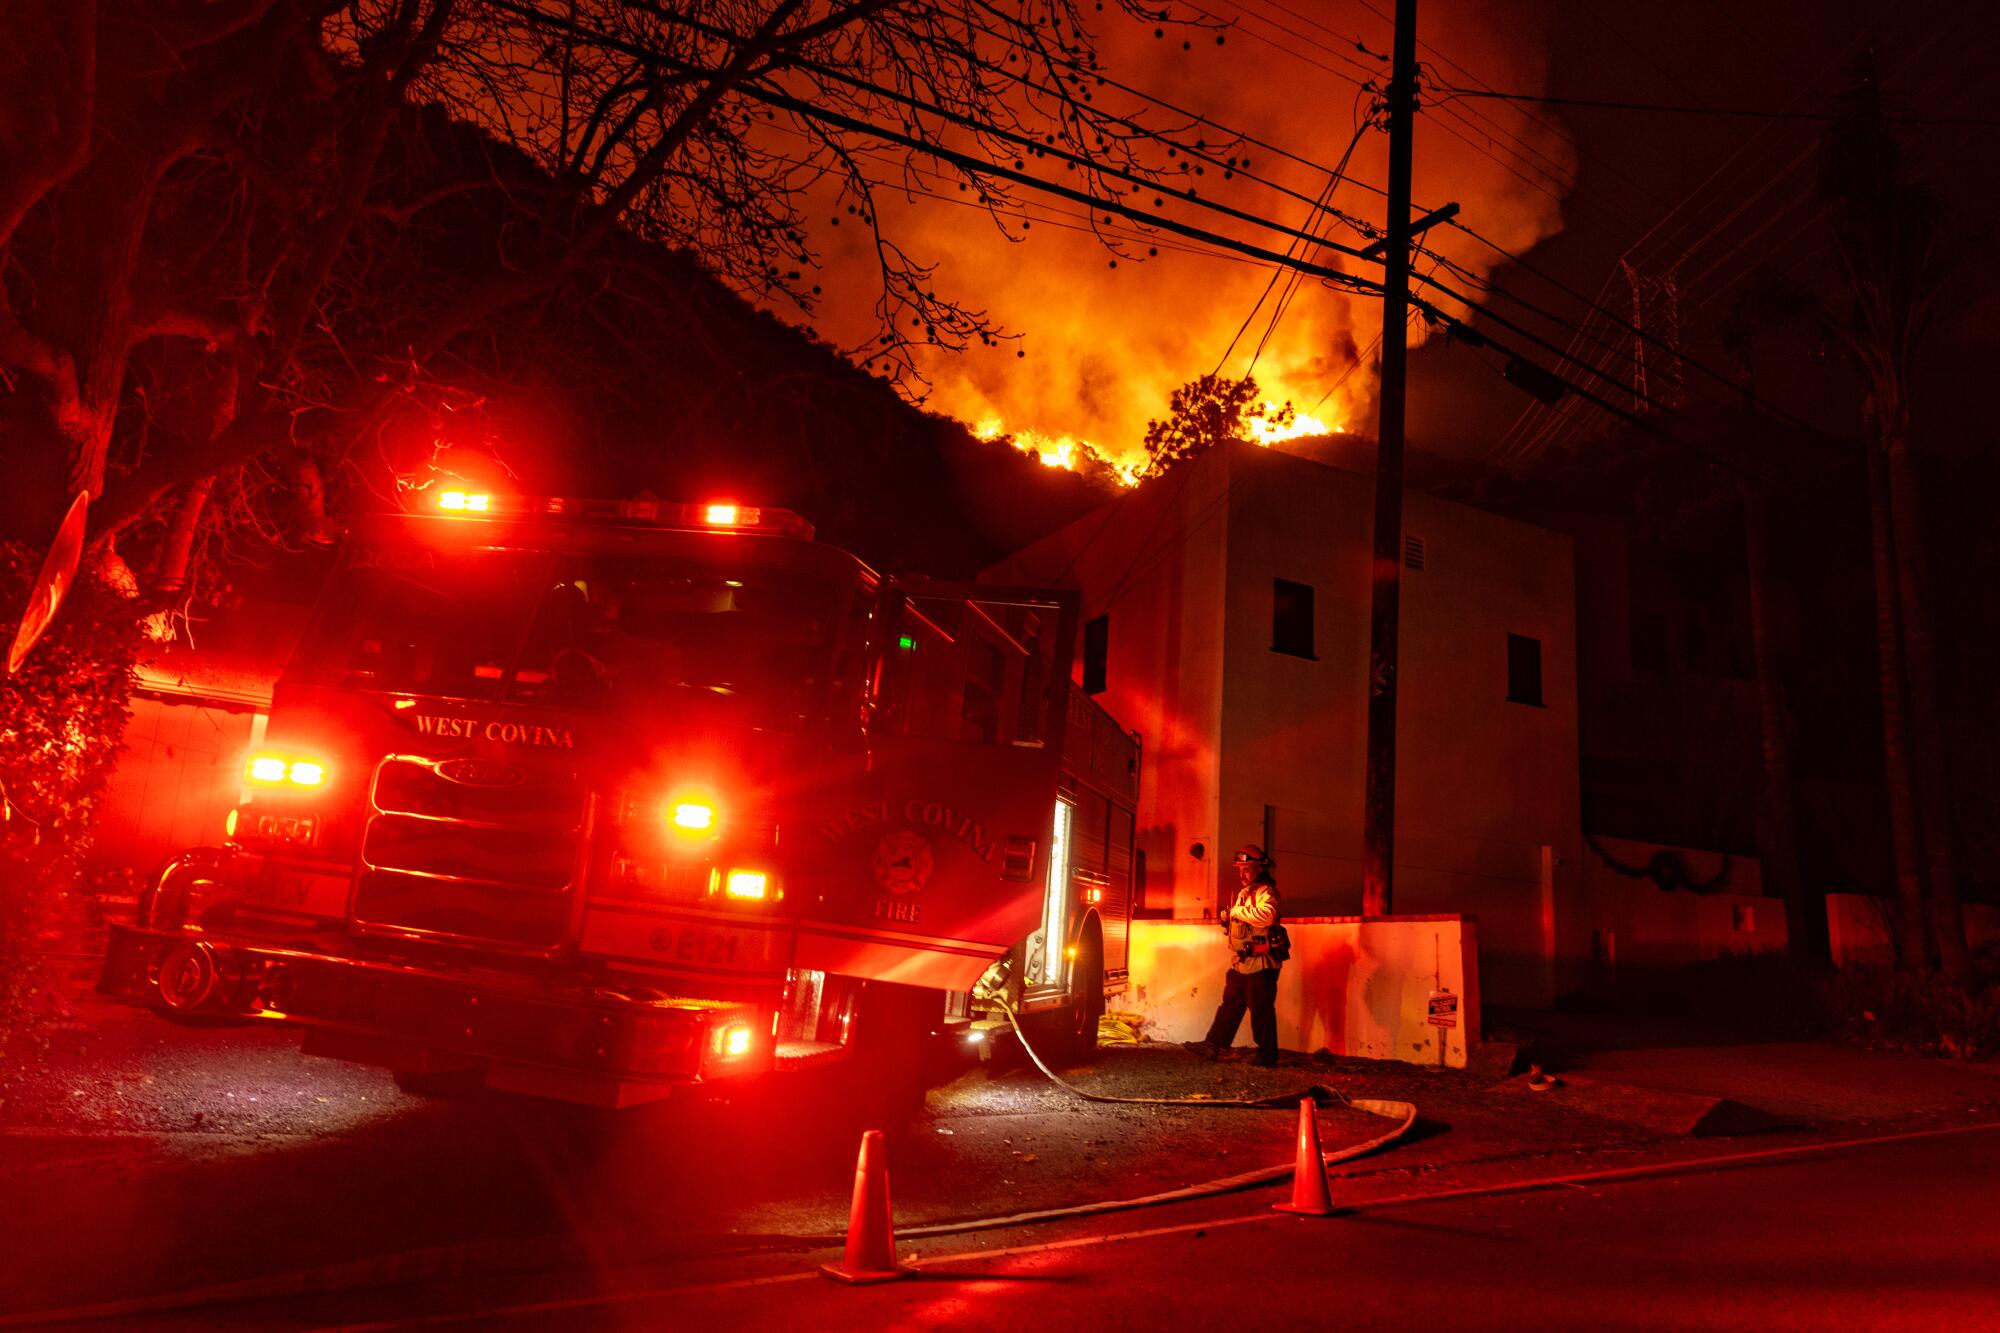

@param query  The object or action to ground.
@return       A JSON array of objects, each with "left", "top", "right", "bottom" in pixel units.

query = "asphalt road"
[
  {"left": 11, "top": 991, "right": 2000, "bottom": 1329},
  {"left": 237, "top": 1120, "right": 2000, "bottom": 1332}
]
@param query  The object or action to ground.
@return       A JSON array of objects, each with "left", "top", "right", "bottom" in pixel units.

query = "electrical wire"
[
  {"left": 1432, "top": 85, "right": 2000, "bottom": 128},
  {"left": 489, "top": 0, "right": 1782, "bottom": 489},
  {"left": 1213, "top": 118, "right": 1371, "bottom": 378}
]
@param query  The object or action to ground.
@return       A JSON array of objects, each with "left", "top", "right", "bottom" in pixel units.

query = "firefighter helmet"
[{"left": 1233, "top": 843, "right": 1270, "bottom": 867}]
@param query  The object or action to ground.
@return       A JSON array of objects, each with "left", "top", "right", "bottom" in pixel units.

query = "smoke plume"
[{"left": 807, "top": 0, "right": 1573, "bottom": 474}]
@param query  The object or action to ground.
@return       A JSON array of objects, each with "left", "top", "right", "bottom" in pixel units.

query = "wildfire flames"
[
  {"left": 803, "top": 1, "right": 1570, "bottom": 487},
  {"left": 976, "top": 401, "right": 1344, "bottom": 488}
]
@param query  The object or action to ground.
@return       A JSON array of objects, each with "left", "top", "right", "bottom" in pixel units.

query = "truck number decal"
[{"left": 647, "top": 925, "right": 740, "bottom": 967}]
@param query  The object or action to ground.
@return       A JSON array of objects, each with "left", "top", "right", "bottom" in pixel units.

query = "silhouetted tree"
[
  {"left": 0, "top": 0, "right": 1206, "bottom": 596},
  {"left": 1141, "top": 374, "right": 1293, "bottom": 478}
]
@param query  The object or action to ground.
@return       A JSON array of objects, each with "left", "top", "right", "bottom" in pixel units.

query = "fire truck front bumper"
[{"left": 99, "top": 925, "right": 764, "bottom": 1106}]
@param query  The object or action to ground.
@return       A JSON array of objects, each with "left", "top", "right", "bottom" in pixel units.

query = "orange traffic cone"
[
  {"left": 1272, "top": 1097, "right": 1336, "bottom": 1216},
  {"left": 820, "top": 1129, "right": 915, "bottom": 1284}
]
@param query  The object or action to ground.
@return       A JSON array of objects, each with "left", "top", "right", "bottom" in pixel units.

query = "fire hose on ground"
[{"left": 798, "top": 993, "right": 1417, "bottom": 1241}]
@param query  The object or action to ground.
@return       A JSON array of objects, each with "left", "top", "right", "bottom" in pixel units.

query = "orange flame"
[
  {"left": 976, "top": 417, "right": 1145, "bottom": 487},
  {"left": 974, "top": 392, "right": 1346, "bottom": 487}
]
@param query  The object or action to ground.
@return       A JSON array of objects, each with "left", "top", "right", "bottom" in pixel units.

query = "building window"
[
  {"left": 1082, "top": 614, "right": 1109, "bottom": 695},
  {"left": 1507, "top": 633, "right": 1544, "bottom": 707},
  {"left": 1272, "top": 579, "right": 1315, "bottom": 659}
]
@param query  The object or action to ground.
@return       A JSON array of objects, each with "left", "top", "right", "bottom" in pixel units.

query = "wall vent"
[{"left": 1403, "top": 534, "right": 1427, "bottom": 571}]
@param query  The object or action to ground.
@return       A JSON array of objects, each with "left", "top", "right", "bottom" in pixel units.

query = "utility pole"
[{"left": 1362, "top": 0, "right": 1417, "bottom": 917}]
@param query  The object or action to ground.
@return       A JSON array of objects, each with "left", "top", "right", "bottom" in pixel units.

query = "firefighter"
[{"left": 1184, "top": 844, "right": 1282, "bottom": 1066}]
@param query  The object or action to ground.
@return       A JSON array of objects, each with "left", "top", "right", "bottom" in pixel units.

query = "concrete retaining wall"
[{"left": 1125, "top": 914, "right": 1478, "bottom": 1068}]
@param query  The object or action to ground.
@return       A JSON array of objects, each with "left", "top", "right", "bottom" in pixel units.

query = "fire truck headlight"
[
  {"left": 669, "top": 801, "right": 716, "bottom": 832},
  {"left": 247, "top": 751, "right": 332, "bottom": 794},
  {"left": 723, "top": 869, "right": 768, "bottom": 901},
  {"left": 247, "top": 751, "right": 330, "bottom": 787}
]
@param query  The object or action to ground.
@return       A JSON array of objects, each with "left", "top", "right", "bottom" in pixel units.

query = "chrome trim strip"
[{"left": 352, "top": 753, "right": 589, "bottom": 955}]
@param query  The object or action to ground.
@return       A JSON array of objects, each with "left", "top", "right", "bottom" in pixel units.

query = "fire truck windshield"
[{"left": 296, "top": 541, "right": 842, "bottom": 726}]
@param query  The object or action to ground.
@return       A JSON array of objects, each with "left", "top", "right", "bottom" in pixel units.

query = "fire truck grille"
[{"left": 354, "top": 757, "right": 588, "bottom": 951}]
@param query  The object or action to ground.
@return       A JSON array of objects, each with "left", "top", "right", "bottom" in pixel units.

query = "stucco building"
[{"left": 986, "top": 440, "right": 1584, "bottom": 1006}]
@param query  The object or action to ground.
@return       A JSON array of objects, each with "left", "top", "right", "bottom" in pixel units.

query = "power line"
[
  {"left": 1211, "top": 0, "right": 1384, "bottom": 79},
  {"left": 1215, "top": 119, "right": 1371, "bottom": 377},
  {"left": 1494, "top": 0, "right": 1992, "bottom": 464},
  {"left": 491, "top": 0, "right": 1767, "bottom": 484},
  {"left": 1353, "top": 0, "right": 1670, "bottom": 217},
  {"left": 498, "top": 0, "right": 1394, "bottom": 287},
  {"left": 1175, "top": 0, "right": 1376, "bottom": 86},
  {"left": 1433, "top": 85, "right": 2000, "bottom": 128}
]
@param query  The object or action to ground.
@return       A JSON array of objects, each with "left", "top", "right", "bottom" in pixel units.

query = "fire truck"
[{"left": 99, "top": 495, "right": 1139, "bottom": 1106}]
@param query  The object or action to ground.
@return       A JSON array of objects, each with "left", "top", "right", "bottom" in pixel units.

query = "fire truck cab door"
[{"left": 793, "top": 582, "right": 1077, "bottom": 991}]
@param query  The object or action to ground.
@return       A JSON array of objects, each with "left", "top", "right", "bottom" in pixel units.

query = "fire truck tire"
[
  {"left": 1045, "top": 935, "right": 1104, "bottom": 1067},
  {"left": 392, "top": 1067, "right": 486, "bottom": 1098}
]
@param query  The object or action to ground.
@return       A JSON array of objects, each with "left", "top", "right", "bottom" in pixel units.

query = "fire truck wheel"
[
  {"left": 392, "top": 1067, "right": 486, "bottom": 1098},
  {"left": 1046, "top": 936, "right": 1104, "bottom": 1067}
]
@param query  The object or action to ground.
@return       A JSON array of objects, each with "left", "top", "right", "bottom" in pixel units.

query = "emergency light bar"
[{"left": 427, "top": 491, "right": 812, "bottom": 539}]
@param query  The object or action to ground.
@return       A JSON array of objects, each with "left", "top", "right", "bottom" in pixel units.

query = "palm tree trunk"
[
  {"left": 1883, "top": 434, "right": 1971, "bottom": 977},
  {"left": 1865, "top": 440, "right": 1930, "bottom": 969},
  {"left": 1740, "top": 481, "right": 1818, "bottom": 959}
]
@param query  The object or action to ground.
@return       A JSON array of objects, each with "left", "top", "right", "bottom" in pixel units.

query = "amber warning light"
[
  {"left": 701, "top": 503, "right": 775, "bottom": 529},
  {"left": 247, "top": 752, "right": 328, "bottom": 787},
  {"left": 670, "top": 801, "right": 716, "bottom": 831}
]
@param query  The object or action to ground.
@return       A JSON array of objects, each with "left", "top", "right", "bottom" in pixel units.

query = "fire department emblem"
[{"left": 872, "top": 830, "right": 935, "bottom": 895}]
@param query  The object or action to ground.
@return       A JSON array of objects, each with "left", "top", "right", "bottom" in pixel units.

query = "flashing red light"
[
  {"left": 714, "top": 1023, "right": 753, "bottom": 1057},
  {"left": 248, "top": 755, "right": 288, "bottom": 784},
  {"left": 289, "top": 760, "right": 325, "bottom": 786},
  {"left": 724, "top": 869, "right": 768, "bottom": 901},
  {"left": 409, "top": 494, "right": 814, "bottom": 538}
]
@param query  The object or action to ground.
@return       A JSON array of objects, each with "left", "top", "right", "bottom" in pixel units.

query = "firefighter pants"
[{"left": 1203, "top": 966, "right": 1279, "bottom": 1059}]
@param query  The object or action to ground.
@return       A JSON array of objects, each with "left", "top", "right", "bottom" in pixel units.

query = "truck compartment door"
[{"left": 793, "top": 584, "right": 1076, "bottom": 991}]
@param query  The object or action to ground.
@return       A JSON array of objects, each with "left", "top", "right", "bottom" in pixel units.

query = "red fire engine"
[{"left": 99, "top": 494, "right": 1139, "bottom": 1106}]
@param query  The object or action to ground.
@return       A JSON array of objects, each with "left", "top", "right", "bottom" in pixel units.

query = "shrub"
[
  {"left": 0, "top": 545, "right": 142, "bottom": 1057},
  {"left": 1612, "top": 947, "right": 2000, "bottom": 1058},
  {"left": 1817, "top": 961, "right": 2000, "bottom": 1060}
]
